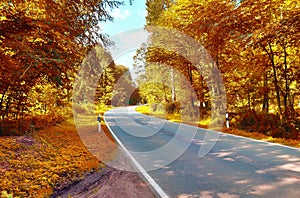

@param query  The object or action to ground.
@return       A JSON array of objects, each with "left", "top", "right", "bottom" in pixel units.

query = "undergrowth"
[
  {"left": 0, "top": 122, "right": 103, "bottom": 197},
  {"left": 0, "top": 104, "right": 115, "bottom": 197}
]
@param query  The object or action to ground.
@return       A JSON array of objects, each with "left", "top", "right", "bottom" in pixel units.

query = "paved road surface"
[{"left": 104, "top": 106, "right": 300, "bottom": 198}]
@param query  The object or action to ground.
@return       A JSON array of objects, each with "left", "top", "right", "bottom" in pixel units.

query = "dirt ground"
[
  {"left": 51, "top": 166, "right": 156, "bottom": 198},
  {"left": 50, "top": 123, "right": 157, "bottom": 198}
]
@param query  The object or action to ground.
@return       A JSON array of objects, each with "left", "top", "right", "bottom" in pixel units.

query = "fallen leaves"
[{"left": 0, "top": 122, "right": 107, "bottom": 197}]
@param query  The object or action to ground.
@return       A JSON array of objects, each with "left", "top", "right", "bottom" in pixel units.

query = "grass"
[
  {"left": 136, "top": 105, "right": 300, "bottom": 148},
  {"left": 0, "top": 115, "right": 117, "bottom": 197}
]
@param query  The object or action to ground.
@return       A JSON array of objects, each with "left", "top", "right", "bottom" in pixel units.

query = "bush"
[
  {"left": 0, "top": 106, "right": 71, "bottom": 136},
  {"left": 238, "top": 111, "right": 257, "bottom": 131},
  {"left": 95, "top": 103, "right": 110, "bottom": 114},
  {"left": 237, "top": 111, "right": 299, "bottom": 139},
  {"left": 72, "top": 104, "right": 89, "bottom": 115},
  {"left": 150, "top": 104, "right": 158, "bottom": 112},
  {"left": 32, "top": 113, "right": 63, "bottom": 130},
  {"left": 271, "top": 121, "right": 299, "bottom": 139},
  {"left": 0, "top": 119, "right": 32, "bottom": 136},
  {"left": 166, "top": 101, "right": 181, "bottom": 114},
  {"left": 238, "top": 111, "right": 279, "bottom": 134},
  {"left": 31, "top": 106, "right": 71, "bottom": 131}
]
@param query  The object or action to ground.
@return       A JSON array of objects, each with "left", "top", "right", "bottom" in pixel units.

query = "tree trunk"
[
  {"left": 261, "top": 42, "right": 282, "bottom": 116},
  {"left": 282, "top": 44, "right": 294, "bottom": 117},
  {"left": 247, "top": 91, "right": 251, "bottom": 111},
  {"left": 187, "top": 64, "right": 194, "bottom": 110},
  {"left": 201, "top": 77, "right": 206, "bottom": 119},
  {"left": 170, "top": 67, "right": 176, "bottom": 102},
  {"left": 2, "top": 96, "right": 11, "bottom": 121},
  {"left": 262, "top": 72, "right": 269, "bottom": 113},
  {"left": 283, "top": 44, "right": 288, "bottom": 117},
  {"left": 269, "top": 43, "right": 282, "bottom": 116},
  {"left": 0, "top": 90, "right": 7, "bottom": 114}
]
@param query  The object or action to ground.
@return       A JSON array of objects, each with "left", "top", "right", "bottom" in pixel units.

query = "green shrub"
[{"left": 1, "top": 191, "right": 13, "bottom": 198}]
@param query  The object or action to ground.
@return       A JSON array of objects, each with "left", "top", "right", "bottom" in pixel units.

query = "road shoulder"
[{"left": 51, "top": 166, "right": 155, "bottom": 198}]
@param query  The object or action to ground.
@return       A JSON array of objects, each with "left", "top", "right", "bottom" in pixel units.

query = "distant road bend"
[{"left": 104, "top": 106, "right": 300, "bottom": 198}]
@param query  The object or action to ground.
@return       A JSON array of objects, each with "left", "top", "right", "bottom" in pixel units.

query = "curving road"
[{"left": 104, "top": 106, "right": 300, "bottom": 198}]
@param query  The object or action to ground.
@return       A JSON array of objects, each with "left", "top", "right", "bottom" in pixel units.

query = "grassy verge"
[
  {"left": 0, "top": 117, "right": 116, "bottom": 197},
  {"left": 136, "top": 105, "right": 300, "bottom": 148}
]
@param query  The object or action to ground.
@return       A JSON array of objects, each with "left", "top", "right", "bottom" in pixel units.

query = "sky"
[
  {"left": 100, "top": 0, "right": 148, "bottom": 78},
  {"left": 101, "top": 0, "right": 147, "bottom": 36}
]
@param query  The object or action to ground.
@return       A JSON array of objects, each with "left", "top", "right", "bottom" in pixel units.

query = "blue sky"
[
  {"left": 100, "top": 0, "right": 148, "bottom": 76},
  {"left": 101, "top": 0, "right": 147, "bottom": 36}
]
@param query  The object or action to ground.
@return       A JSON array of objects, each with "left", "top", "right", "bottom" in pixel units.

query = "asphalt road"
[{"left": 104, "top": 106, "right": 300, "bottom": 198}]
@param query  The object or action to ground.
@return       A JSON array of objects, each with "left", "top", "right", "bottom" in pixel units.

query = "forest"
[
  {"left": 0, "top": 0, "right": 136, "bottom": 135},
  {"left": 135, "top": 0, "right": 300, "bottom": 139},
  {"left": 1, "top": 0, "right": 299, "bottom": 138},
  {"left": 0, "top": 0, "right": 300, "bottom": 197},
  {"left": 0, "top": 0, "right": 134, "bottom": 197}
]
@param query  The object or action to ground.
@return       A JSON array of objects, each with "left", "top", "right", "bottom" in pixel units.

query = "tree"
[
  {"left": 234, "top": 0, "right": 300, "bottom": 118},
  {"left": 111, "top": 65, "right": 137, "bottom": 106},
  {"left": 145, "top": 0, "right": 173, "bottom": 26},
  {"left": 0, "top": 0, "right": 122, "bottom": 122},
  {"left": 141, "top": 0, "right": 300, "bottom": 135}
]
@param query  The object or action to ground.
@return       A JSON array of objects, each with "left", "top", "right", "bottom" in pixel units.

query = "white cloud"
[
  {"left": 138, "top": 9, "right": 147, "bottom": 17},
  {"left": 110, "top": 8, "right": 131, "bottom": 20}
]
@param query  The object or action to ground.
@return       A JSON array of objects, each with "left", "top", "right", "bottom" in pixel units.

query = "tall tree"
[
  {"left": 112, "top": 65, "right": 137, "bottom": 106},
  {"left": 0, "top": 0, "right": 122, "bottom": 121},
  {"left": 142, "top": 0, "right": 300, "bottom": 129}
]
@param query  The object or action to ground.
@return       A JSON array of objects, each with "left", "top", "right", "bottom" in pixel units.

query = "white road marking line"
[
  {"left": 104, "top": 112, "right": 169, "bottom": 198},
  {"left": 133, "top": 109, "right": 300, "bottom": 152}
]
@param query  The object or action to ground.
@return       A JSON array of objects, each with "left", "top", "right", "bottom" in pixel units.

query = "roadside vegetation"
[
  {"left": 0, "top": 1, "right": 133, "bottom": 196},
  {"left": 1, "top": 0, "right": 300, "bottom": 197},
  {"left": 136, "top": 105, "right": 300, "bottom": 148},
  {"left": 0, "top": 105, "right": 117, "bottom": 197},
  {"left": 134, "top": 0, "right": 300, "bottom": 143}
]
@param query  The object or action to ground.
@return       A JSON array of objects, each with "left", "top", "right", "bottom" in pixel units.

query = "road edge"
[
  {"left": 103, "top": 111, "right": 169, "bottom": 198},
  {"left": 134, "top": 107, "right": 300, "bottom": 151}
]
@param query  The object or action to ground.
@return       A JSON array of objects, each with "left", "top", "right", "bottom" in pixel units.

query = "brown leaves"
[{"left": 0, "top": 122, "right": 103, "bottom": 197}]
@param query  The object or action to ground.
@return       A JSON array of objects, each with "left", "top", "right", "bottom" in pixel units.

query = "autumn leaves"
[
  {"left": 0, "top": 0, "right": 121, "bottom": 123},
  {"left": 136, "top": 0, "right": 300, "bottom": 136}
]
